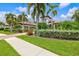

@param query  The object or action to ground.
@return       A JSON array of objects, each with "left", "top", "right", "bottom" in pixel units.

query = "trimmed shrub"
[{"left": 38, "top": 30, "right": 79, "bottom": 40}]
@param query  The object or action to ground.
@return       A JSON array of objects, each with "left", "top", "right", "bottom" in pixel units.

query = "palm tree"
[
  {"left": 18, "top": 12, "right": 28, "bottom": 32},
  {"left": 18, "top": 12, "right": 28, "bottom": 22},
  {"left": 27, "top": 3, "right": 58, "bottom": 35},
  {"left": 5, "top": 13, "right": 16, "bottom": 32},
  {"left": 28, "top": 3, "right": 46, "bottom": 35},
  {"left": 28, "top": 3, "right": 46, "bottom": 22},
  {"left": 72, "top": 9, "right": 79, "bottom": 22}
]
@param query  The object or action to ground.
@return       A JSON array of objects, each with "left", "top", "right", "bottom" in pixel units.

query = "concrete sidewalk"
[
  {"left": 4, "top": 37, "right": 58, "bottom": 56},
  {"left": 0, "top": 33, "right": 26, "bottom": 39},
  {"left": 0, "top": 34, "right": 7, "bottom": 40},
  {"left": 0, "top": 34, "right": 6, "bottom": 36},
  {"left": 11, "top": 33, "right": 26, "bottom": 36}
]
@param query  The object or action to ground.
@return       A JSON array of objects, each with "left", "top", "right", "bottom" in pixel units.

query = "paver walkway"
[{"left": 4, "top": 37, "right": 58, "bottom": 56}]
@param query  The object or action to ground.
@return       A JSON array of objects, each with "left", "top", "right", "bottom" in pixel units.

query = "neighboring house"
[
  {"left": 4, "top": 23, "right": 9, "bottom": 29},
  {"left": 19, "top": 22, "right": 36, "bottom": 31},
  {"left": 0, "top": 23, "right": 9, "bottom": 29},
  {"left": 40, "top": 16, "right": 52, "bottom": 23},
  {"left": 48, "top": 20, "right": 59, "bottom": 29},
  {"left": 40, "top": 16, "right": 59, "bottom": 29}
]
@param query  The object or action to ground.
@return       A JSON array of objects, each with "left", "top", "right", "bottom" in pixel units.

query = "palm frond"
[
  {"left": 31, "top": 5, "right": 36, "bottom": 20},
  {"left": 27, "top": 3, "right": 34, "bottom": 14},
  {"left": 52, "top": 10, "right": 57, "bottom": 16},
  {"left": 47, "top": 4, "right": 59, "bottom": 15}
]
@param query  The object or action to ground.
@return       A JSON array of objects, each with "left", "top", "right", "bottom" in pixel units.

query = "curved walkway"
[{"left": 0, "top": 33, "right": 58, "bottom": 56}]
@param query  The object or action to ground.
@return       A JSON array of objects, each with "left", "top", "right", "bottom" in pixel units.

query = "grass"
[
  {"left": 0, "top": 30, "right": 15, "bottom": 35},
  {"left": 0, "top": 40, "right": 20, "bottom": 56},
  {"left": 18, "top": 35, "right": 79, "bottom": 56}
]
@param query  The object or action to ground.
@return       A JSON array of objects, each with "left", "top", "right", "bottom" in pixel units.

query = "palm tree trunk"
[
  {"left": 36, "top": 14, "right": 40, "bottom": 36},
  {"left": 10, "top": 24, "right": 13, "bottom": 32},
  {"left": 22, "top": 16, "right": 24, "bottom": 32},
  {"left": 42, "top": 17, "right": 45, "bottom": 22},
  {"left": 53, "top": 24, "right": 55, "bottom": 30},
  {"left": 3, "top": 25, "right": 5, "bottom": 30},
  {"left": 22, "top": 25, "right": 24, "bottom": 32}
]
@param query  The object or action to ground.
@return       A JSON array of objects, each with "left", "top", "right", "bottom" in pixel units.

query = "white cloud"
[
  {"left": 60, "top": 7, "right": 78, "bottom": 21},
  {"left": 0, "top": 11, "right": 19, "bottom": 23},
  {"left": 16, "top": 7, "right": 27, "bottom": 12},
  {"left": 59, "top": 3, "right": 70, "bottom": 8},
  {"left": 61, "top": 14, "right": 66, "bottom": 18},
  {"left": 0, "top": 11, "right": 11, "bottom": 23},
  {"left": 68, "top": 7, "right": 78, "bottom": 14}
]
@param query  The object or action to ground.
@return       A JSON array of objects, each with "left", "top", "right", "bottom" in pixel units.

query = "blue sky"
[
  {"left": 55, "top": 3, "right": 79, "bottom": 21},
  {"left": 0, "top": 3, "right": 27, "bottom": 14},
  {"left": 0, "top": 3, "right": 79, "bottom": 22}
]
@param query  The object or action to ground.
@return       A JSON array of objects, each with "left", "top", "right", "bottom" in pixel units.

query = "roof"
[
  {"left": 54, "top": 22, "right": 59, "bottom": 24},
  {"left": 40, "top": 16, "right": 52, "bottom": 19},
  {"left": 19, "top": 22, "right": 36, "bottom": 26},
  {"left": 48, "top": 20, "right": 55, "bottom": 23},
  {"left": 5, "top": 23, "right": 9, "bottom": 26},
  {"left": 48, "top": 20, "right": 59, "bottom": 24}
]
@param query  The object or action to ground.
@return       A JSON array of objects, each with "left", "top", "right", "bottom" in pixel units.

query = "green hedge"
[
  {"left": 38, "top": 22, "right": 48, "bottom": 29},
  {"left": 38, "top": 30, "right": 79, "bottom": 40}
]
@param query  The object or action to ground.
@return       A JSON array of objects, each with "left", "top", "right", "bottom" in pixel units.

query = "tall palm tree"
[
  {"left": 28, "top": 3, "right": 46, "bottom": 35},
  {"left": 5, "top": 13, "right": 16, "bottom": 32},
  {"left": 28, "top": 3, "right": 46, "bottom": 22},
  {"left": 72, "top": 9, "right": 79, "bottom": 22},
  {"left": 27, "top": 3, "right": 58, "bottom": 35}
]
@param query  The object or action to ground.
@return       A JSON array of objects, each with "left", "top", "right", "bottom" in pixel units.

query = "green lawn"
[
  {"left": 0, "top": 40, "right": 20, "bottom": 56},
  {"left": 18, "top": 35, "right": 79, "bottom": 56},
  {"left": 0, "top": 30, "right": 15, "bottom": 35}
]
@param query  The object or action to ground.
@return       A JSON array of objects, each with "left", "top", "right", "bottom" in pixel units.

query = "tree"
[
  {"left": 59, "top": 21, "right": 79, "bottom": 30},
  {"left": 28, "top": 3, "right": 46, "bottom": 35},
  {"left": 28, "top": 3, "right": 46, "bottom": 22},
  {"left": 27, "top": 3, "right": 58, "bottom": 35},
  {"left": 18, "top": 12, "right": 28, "bottom": 22},
  {"left": 28, "top": 3, "right": 58, "bottom": 22},
  {"left": 5, "top": 13, "right": 16, "bottom": 32},
  {"left": 59, "top": 21, "right": 73, "bottom": 30},
  {"left": 17, "top": 12, "right": 28, "bottom": 32},
  {"left": 72, "top": 9, "right": 79, "bottom": 22}
]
